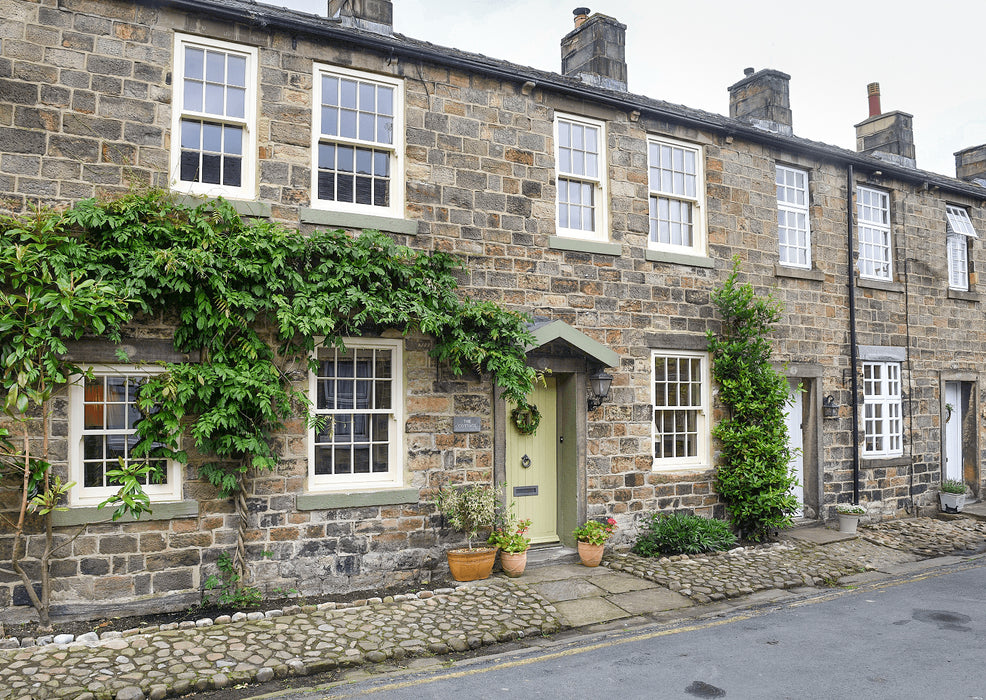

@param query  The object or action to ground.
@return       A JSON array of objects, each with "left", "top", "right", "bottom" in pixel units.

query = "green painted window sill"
[
  {"left": 52, "top": 500, "right": 199, "bottom": 527},
  {"left": 296, "top": 488, "right": 419, "bottom": 511}
]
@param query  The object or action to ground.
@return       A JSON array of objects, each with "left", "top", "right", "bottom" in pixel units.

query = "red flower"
[{"left": 606, "top": 518, "right": 617, "bottom": 526}]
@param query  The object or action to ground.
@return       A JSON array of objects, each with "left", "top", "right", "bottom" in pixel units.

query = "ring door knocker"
[{"left": 520, "top": 454, "right": 532, "bottom": 469}]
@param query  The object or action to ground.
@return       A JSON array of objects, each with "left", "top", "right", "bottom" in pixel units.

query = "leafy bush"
[
  {"left": 940, "top": 478, "right": 966, "bottom": 494},
  {"left": 202, "top": 552, "right": 262, "bottom": 609},
  {"left": 434, "top": 483, "right": 499, "bottom": 549},
  {"left": 708, "top": 260, "right": 799, "bottom": 541},
  {"left": 632, "top": 512, "right": 736, "bottom": 557}
]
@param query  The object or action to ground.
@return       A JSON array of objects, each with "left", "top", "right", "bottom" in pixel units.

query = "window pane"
[
  {"left": 185, "top": 47, "right": 204, "bottom": 79},
  {"left": 322, "top": 76, "right": 339, "bottom": 105},
  {"left": 227, "top": 54, "right": 246, "bottom": 87}
]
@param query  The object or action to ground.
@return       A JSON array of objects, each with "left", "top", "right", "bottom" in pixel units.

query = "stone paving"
[
  {"left": 606, "top": 541, "right": 862, "bottom": 603},
  {"left": 0, "top": 516, "right": 984, "bottom": 700},
  {"left": 0, "top": 580, "right": 559, "bottom": 700},
  {"left": 860, "top": 517, "right": 986, "bottom": 557}
]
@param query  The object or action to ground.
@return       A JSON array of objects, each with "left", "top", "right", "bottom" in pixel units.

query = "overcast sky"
[{"left": 272, "top": 0, "right": 985, "bottom": 178}]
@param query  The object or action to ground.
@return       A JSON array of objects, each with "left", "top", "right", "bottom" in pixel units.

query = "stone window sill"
[
  {"left": 774, "top": 264, "right": 825, "bottom": 281},
  {"left": 296, "top": 487, "right": 419, "bottom": 511},
  {"left": 856, "top": 276, "right": 904, "bottom": 293},
  {"left": 172, "top": 194, "right": 271, "bottom": 219},
  {"left": 860, "top": 456, "right": 911, "bottom": 469},
  {"left": 947, "top": 288, "right": 980, "bottom": 302},
  {"left": 299, "top": 208, "right": 417, "bottom": 235},
  {"left": 645, "top": 249, "right": 714, "bottom": 268},
  {"left": 548, "top": 236, "right": 622, "bottom": 256},
  {"left": 51, "top": 500, "right": 198, "bottom": 527}
]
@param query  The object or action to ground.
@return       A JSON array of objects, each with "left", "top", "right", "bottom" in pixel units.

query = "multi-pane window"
[
  {"left": 651, "top": 351, "right": 709, "bottom": 469},
  {"left": 171, "top": 35, "right": 257, "bottom": 198},
  {"left": 555, "top": 114, "right": 606, "bottom": 240},
  {"left": 946, "top": 205, "right": 978, "bottom": 291},
  {"left": 648, "top": 136, "right": 705, "bottom": 254},
  {"left": 309, "top": 340, "right": 402, "bottom": 489},
  {"left": 312, "top": 65, "right": 403, "bottom": 217},
  {"left": 857, "top": 186, "right": 893, "bottom": 280},
  {"left": 776, "top": 165, "right": 811, "bottom": 268},
  {"left": 862, "top": 361, "right": 903, "bottom": 457},
  {"left": 68, "top": 367, "right": 181, "bottom": 506}
]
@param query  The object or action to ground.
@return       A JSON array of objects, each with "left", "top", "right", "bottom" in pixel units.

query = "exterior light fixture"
[
  {"left": 823, "top": 394, "right": 838, "bottom": 419},
  {"left": 587, "top": 370, "right": 613, "bottom": 411}
]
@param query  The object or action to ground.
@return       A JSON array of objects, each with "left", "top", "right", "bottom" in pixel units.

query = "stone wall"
[{"left": 1, "top": 0, "right": 985, "bottom": 616}]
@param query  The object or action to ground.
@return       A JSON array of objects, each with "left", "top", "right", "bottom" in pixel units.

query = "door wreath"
[{"left": 511, "top": 402, "right": 541, "bottom": 435}]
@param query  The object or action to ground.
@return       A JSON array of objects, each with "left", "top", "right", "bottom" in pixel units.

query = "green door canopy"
[{"left": 526, "top": 320, "right": 620, "bottom": 369}]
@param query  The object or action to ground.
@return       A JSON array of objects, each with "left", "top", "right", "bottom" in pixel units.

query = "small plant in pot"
[
  {"left": 434, "top": 483, "right": 499, "bottom": 582},
  {"left": 488, "top": 505, "right": 532, "bottom": 578},
  {"left": 939, "top": 478, "right": 966, "bottom": 514},
  {"left": 835, "top": 503, "right": 866, "bottom": 534},
  {"left": 573, "top": 517, "right": 617, "bottom": 567}
]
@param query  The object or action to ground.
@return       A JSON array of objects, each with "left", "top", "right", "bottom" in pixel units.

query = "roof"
[{"left": 161, "top": 0, "right": 986, "bottom": 201}]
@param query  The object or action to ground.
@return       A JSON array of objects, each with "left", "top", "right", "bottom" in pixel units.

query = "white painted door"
[
  {"left": 785, "top": 379, "right": 805, "bottom": 516},
  {"left": 944, "top": 382, "right": 963, "bottom": 482}
]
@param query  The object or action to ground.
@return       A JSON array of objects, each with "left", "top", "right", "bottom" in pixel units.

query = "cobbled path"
[
  {"left": 0, "top": 579, "right": 559, "bottom": 700},
  {"left": 860, "top": 517, "right": 986, "bottom": 556},
  {"left": 606, "top": 541, "right": 861, "bottom": 603},
  {"left": 1, "top": 516, "right": 984, "bottom": 700}
]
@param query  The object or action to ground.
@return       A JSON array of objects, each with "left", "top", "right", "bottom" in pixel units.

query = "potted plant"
[
  {"left": 434, "top": 483, "right": 499, "bottom": 582},
  {"left": 573, "top": 517, "right": 617, "bottom": 567},
  {"left": 835, "top": 503, "right": 866, "bottom": 534},
  {"left": 939, "top": 478, "right": 966, "bottom": 513},
  {"left": 488, "top": 508, "right": 532, "bottom": 578}
]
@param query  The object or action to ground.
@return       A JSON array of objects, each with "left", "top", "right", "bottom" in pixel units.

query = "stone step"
[
  {"left": 525, "top": 544, "right": 579, "bottom": 568},
  {"left": 937, "top": 500, "right": 986, "bottom": 522}
]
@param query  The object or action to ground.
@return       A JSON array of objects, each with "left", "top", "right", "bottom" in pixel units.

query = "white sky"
[{"left": 271, "top": 0, "right": 985, "bottom": 178}]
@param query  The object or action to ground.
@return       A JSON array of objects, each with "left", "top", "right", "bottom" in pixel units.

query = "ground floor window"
[
  {"left": 862, "top": 361, "right": 903, "bottom": 457},
  {"left": 651, "top": 351, "right": 710, "bottom": 470},
  {"left": 68, "top": 365, "right": 181, "bottom": 506},
  {"left": 308, "top": 339, "right": 403, "bottom": 490}
]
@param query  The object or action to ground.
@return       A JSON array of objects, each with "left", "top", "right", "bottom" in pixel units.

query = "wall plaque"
[{"left": 453, "top": 416, "right": 482, "bottom": 433}]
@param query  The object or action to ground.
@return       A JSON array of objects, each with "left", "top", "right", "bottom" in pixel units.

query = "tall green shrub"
[{"left": 707, "top": 261, "right": 798, "bottom": 541}]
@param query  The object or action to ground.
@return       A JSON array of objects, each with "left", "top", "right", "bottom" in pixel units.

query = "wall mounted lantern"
[
  {"left": 823, "top": 395, "right": 838, "bottom": 419},
  {"left": 587, "top": 370, "right": 613, "bottom": 411}
]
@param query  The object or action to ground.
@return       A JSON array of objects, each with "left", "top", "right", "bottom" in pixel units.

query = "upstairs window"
[
  {"left": 862, "top": 361, "right": 903, "bottom": 457},
  {"left": 68, "top": 366, "right": 182, "bottom": 507},
  {"left": 857, "top": 186, "right": 892, "bottom": 280},
  {"left": 312, "top": 65, "right": 403, "bottom": 218},
  {"left": 776, "top": 165, "right": 811, "bottom": 268},
  {"left": 555, "top": 114, "right": 607, "bottom": 240},
  {"left": 171, "top": 35, "right": 257, "bottom": 199},
  {"left": 946, "top": 205, "right": 978, "bottom": 291},
  {"left": 309, "top": 339, "right": 403, "bottom": 491},
  {"left": 648, "top": 136, "right": 706, "bottom": 255}
]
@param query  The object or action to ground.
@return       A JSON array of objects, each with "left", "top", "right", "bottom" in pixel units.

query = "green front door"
[{"left": 505, "top": 377, "right": 558, "bottom": 543}]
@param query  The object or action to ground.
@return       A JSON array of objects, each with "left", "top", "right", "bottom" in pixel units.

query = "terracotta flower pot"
[
  {"left": 499, "top": 549, "right": 528, "bottom": 578},
  {"left": 577, "top": 541, "right": 604, "bottom": 567},
  {"left": 446, "top": 547, "right": 497, "bottom": 582}
]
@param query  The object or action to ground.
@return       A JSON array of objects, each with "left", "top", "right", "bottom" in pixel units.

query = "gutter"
[{"left": 162, "top": 0, "right": 986, "bottom": 202}]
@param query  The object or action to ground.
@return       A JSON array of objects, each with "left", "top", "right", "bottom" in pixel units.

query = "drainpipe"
[{"left": 847, "top": 165, "right": 861, "bottom": 504}]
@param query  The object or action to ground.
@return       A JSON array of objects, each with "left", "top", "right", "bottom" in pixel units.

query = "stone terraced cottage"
[{"left": 1, "top": 0, "right": 986, "bottom": 619}]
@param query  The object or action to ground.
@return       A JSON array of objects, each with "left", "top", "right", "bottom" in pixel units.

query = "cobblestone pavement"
[
  {"left": 0, "top": 580, "right": 558, "bottom": 700},
  {"left": 606, "top": 541, "right": 861, "bottom": 603},
  {"left": 1, "top": 516, "right": 983, "bottom": 700},
  {"left": 860, "top": 517, "right": 986, "bottom": 556}
]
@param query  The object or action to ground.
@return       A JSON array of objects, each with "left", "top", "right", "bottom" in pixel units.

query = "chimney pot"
[
  {"left": 573, "top": 7, "right": 590, "bottom": 27},
  {"left": 744, "top": 67, "right": 755, "bottom": 77},
  {"left": 867, "top": 82, "right": 881, "bottom": 117}
]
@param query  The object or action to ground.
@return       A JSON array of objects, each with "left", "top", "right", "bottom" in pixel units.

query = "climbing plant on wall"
[
  {"left": 1, "top": 190, "right": 539, "bottom": 622},
  {"left": 707, "top": 260, "right": 798, "bottom": 541}
]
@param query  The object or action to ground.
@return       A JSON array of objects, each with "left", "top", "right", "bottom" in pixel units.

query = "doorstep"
[
  {"left": 778, "top": 522, "right": 859, "bottom": 545},
  {"left": 525, "top": 543, "right": 580, "bottom": 568}
]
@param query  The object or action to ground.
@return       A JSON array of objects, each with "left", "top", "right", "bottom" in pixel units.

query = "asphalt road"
[{"left": 253, "top": 558, "right": 986, "bottom": 700}]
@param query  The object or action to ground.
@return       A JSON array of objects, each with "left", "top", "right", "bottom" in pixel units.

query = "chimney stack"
[
  {"left": 727, "top": 67, "right": 793, "bottom": 136},
  {"left": 561, "top": 8, "right": 627, "bottom": 92},
  {"left": 955, "top": 145, "right": 986, "bottom": 186},
  {"left": 854, "top": 83, "right": 915, "bottom": 168},
  {"left": 328, "top": 0, "right": 393, "bottom": 35}
]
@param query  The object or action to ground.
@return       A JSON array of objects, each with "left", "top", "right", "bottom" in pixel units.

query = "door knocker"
[{"left": 521, "top": 454, "right": 532, "bottom": 469}]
